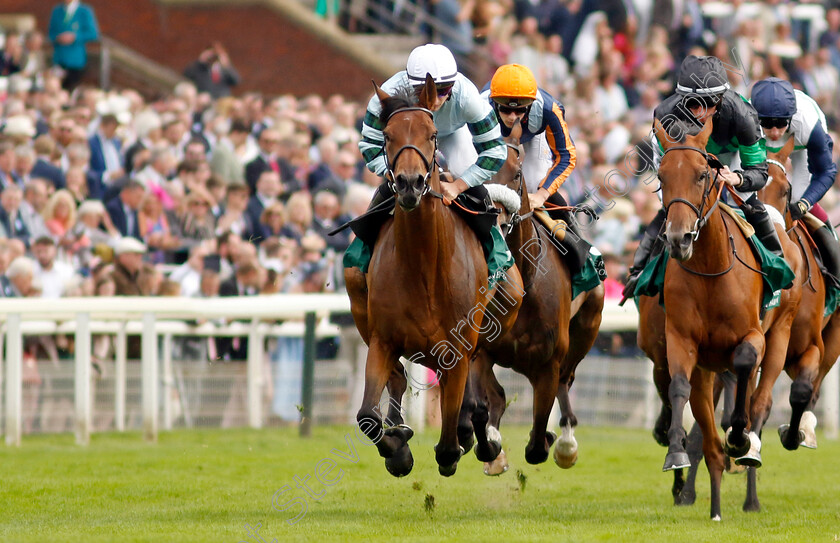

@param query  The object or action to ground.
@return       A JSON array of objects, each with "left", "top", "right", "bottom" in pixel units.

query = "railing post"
[
  {"left": 247, "top": 320, "right": 263, "bottom": 429},
  {"left": 74, "top": 313, "right": 92, "bottom": 445},
  {"left": 823, "top": 359, "right": 839, "bottom": 440},
  {"left": 142, "top": 312, "right": 158, "bottom": 442},
  {"left": 300, "top": 312, "right": 317, "bottom": 437},
  {"left": 162, "top": 332, "right": 173, "bottom": 431},
  {"left": 115, "top": 323, "right": 127, "bottom": 432},
  {"left": 4, "top": 314, "right": 22, "bottom": 446}
]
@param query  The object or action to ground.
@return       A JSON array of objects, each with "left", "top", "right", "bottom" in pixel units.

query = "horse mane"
[
  {"left": 378, "top": 86, "right": 418, "bottom": 126},
  {"left": 657, "top": 118, "right": 703, "bottom": 145}
]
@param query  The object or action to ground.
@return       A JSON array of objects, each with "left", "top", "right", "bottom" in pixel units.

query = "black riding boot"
[
  {"left": 740, "top": 195, "right": 784, "bottom": 257},
  {"left": 620, "top": 208, "right": 667, "bottom": 304},
  {"left": 369, "top": 182, "right": 395, "bottom": 210},
  {"left": 811, "top": 224, "right": 840, "bottom": 287}
]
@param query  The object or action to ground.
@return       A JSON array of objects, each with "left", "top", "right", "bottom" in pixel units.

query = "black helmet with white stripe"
[{"left": 676, "top": 55, "right": 730, "bottom": 108}]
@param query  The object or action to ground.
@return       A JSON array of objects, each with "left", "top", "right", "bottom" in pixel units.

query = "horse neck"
[
  {"left": 509, "top": 199, "right": 539, "bottom": 283},
  {"left": 392, "top": 186, "right": 452, "bottom": 279}
]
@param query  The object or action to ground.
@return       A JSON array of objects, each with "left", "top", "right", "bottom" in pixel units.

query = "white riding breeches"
[
  {"left": 438, "top": 125, "right": 477, "bottom": 179},
  {"left": 522, "top": 133, "right": 552, "bottom": 193}
]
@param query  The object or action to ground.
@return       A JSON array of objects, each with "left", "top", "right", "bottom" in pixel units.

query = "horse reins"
[{"left": 662, "top": 145, "right": 724, "bottom": 242}]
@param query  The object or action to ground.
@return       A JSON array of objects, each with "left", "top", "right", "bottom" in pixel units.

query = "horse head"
[
  {"left": 654, "top": 116, "right": 718, "bottom": 261},
  {"left": 760, "top": 137, "right": 796, "bottom": 229},
  {"left": 375, "top": 75, "right": 439, "bottom": 212},
  {"left": 486, "top": 119, "right": 525, "bottom": 236}
]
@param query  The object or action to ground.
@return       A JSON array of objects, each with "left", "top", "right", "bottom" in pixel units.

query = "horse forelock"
[{"left": 378, "top": 86, "right": 418, "bottom": 126}]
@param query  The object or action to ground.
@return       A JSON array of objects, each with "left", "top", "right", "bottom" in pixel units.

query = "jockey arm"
[
  {"left": 460, "top": 82, "right": 507, "bottom": 188},
  {"left": 733, "top": 108, "right": 769, "bottom": 192},
  {"left": 799, "top": 122, "right": 837, "bottom": 209},
  {"left": 531, "top": 99, "right": 576, "bottom": 207}
]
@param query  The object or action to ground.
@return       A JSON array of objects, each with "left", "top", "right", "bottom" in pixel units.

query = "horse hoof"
[
  {"left": 675, "top": 490, "right": 696, "bottom": 506},
  {"left": 553, "top": 431, "right": 578, "bottom": 469},
  {"left": 438, "top": 462, "right": 458, "bottom": 477},
  {"left": 483, "top": 450, "right": 509, "bottom": 476},
  {"left": 734, "top": 432, "right": 762, "bottom": 468},
  {"left": 723, "top": 428, "right": 750, "bottom": 458},
  {"left": 743, "top": 500, "right": 761, "bottom": 513},
  {"left": 385, "top": 445, "right": 414, "bottom": 477},
  {"left": 475, "top": 426, "right": 503, "bottom": 462},
  {"left": 800, "top": 411, "right": 818, "bottom": 449},
  {"left": 525, "top": 443, "right": 550, "bottom": 465},
  {"left": 711, "top": 515, "right": 721, "bottom": 522},
  {"left": 662, "top": 451, "right": 690, "bottom": 471},
  {"left": 777, "top": 424, "right": 803, "bottom": 451}
]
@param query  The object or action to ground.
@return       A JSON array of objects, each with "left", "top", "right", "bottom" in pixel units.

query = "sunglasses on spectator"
[
  {"left": 498, "top": 104, "right": 529, "bottom": 115},
  {"left": 760, "top": 118, "right": 790, "bottom": 129}
]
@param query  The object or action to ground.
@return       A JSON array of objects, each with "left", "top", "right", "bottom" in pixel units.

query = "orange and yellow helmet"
[{"left": 490, "top": 64, "right": 538, "bottom": 107}]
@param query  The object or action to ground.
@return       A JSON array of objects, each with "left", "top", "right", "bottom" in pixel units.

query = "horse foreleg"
[
  {"left": 357, "top": 340, "right": 413, "bottom": 477},
  {"left": 674, "top": 422, "right": 704, "bottom": 505},
  {"left": 554, "top": 376, "right": 579, "bottom": 469},
  {"left": 344, "top": 267, "right": 370, "bottom": 345},
  {"left": 780, "top": 348, "right": 819, "bottom": 451},
  {"left": 457, "top": 358, "right": 478, "bottom": 455},
  {"left": 725, "top": 331, "right": 765, "bottom": 459},
  {"left": 663, "top": 331, "right": 696, "bottom": 471},
  {"left": 470, "top": 350, "right": 500, "bottom": 462},
  {"left": 525, "top": 364, "right": 561, "bottom": 465},
  {"left": 689, "top": 369, "right": 725, "bottom": 520},
  {"left": 436, "top": 361, "right": 470, "bottom": 477}
]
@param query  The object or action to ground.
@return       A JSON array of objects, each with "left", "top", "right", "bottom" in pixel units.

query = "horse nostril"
[{"left": 681, "top": 233, "right": 693, "bottom": 248}]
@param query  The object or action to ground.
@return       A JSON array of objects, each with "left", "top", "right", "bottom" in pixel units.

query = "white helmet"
[{"left": 406, "top": 44, "right": 458, "bottom": 86}]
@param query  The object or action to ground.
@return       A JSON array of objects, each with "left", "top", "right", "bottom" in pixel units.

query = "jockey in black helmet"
[
  {"left": 751, "top": 77, "right": 840, "bottom": 282},
  {"left": 622, "top": 55, "right": 784, "bottom": 303}
]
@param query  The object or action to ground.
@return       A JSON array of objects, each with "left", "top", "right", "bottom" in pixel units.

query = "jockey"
[
  {"left": 750, "top": 77, "right": 840, "bottom": 279},
  {"left": 359, "top": 43, "right": 506, "bottom": 207},
  {"left": 480, "top": 64, "right": 576, "bottom": 213},
  {"left": 479, "top": 63, "right": 592, "bottom": 272},
  {"left": 623, "top": 55, "right": 784, "bottom": 301}
]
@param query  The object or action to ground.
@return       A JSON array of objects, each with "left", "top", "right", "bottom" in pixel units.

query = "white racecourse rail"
[{"left": 0, "top": 297, "right": 837, "bottom": 445}]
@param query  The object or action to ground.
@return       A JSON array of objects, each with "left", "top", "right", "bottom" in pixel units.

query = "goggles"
[{"left": 759, "top": 117, "right": 791, "bottom": 129}]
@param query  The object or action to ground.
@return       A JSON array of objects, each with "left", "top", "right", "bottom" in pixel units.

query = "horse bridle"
[
  {"left": 499, "top": 142, "right": 528, "bottom": 236},
  {"left": 382, "top": 106, "right": 440, "bottom": 198},
  {"left": 661, "top": 145, "right": 723, "bottom": 241}
]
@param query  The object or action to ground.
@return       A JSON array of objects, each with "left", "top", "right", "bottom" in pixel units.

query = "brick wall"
[{"left": 11, "top": 0, "right": 380, "bottom": 100}]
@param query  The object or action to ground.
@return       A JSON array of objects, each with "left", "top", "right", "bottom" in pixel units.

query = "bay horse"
[
  {"left": 672, "top": 139, "right": 840, "bottom": 511},
  {"left": 344, "top": 75, "right": 521, "bottom": 477},
  {"left": 462, "top": 120, "right": 605, "bottom": 474},
  {"left": 639, "top": 117, "right": 801, "bottom": 520}
]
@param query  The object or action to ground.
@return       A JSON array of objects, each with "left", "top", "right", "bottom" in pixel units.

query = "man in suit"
[
  {"left": 31, "top": 135, "right": 66, "bottom": 190},
  {"left": 0, "top": 185, "right": 32, "bottom": 249},
  {"left": 183, "top": 42, "right": 240, "bottom": 99},
  {"left": 0, "top": 141, "right": 23, "bottom": 190},
  {"left": 310, "top": 190, "right": 351, "bottom": 253},
  {"left": 215, "top": 261, "right": 261, "bottom": 361},
  {"left": 48, "top": 0, "right": 100, "bottom": 90},
  {"left": 89, "top": 113, "right": 125, "bottom": 189},
  {"left": 105, "top": 179, "right": 145, "bottom": 239},
  {"left": 244, "top": 128, "right": 284, "bottom": 194},
  {"left": 246, "top": 170, "right": 281, "bottom": 236}
]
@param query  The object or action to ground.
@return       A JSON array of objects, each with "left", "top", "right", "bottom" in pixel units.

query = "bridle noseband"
[
  {"left": 661, "top": 145, "right": 723, "bottom": 241},
  {"left": 382, "top": 106, "right": 439, "bottom": 197}
]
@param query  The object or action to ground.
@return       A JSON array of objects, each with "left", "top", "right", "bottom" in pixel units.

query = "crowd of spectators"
[{"left": 4, "top": 2, "right": 840, "bottom": 379}]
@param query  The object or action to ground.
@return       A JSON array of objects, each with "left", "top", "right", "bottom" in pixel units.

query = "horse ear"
[
  {"left": 652, "top": 118, "right": 673, "bottom": 150},
  {"left": 372, "top": 80, "right": 390, "bottom": 103},
  {"left": 777, "top": 136, "right": 795, "bottom": 164},
  {"left": 417, "top": 73, "right": 436, "bottom": 109},
  {"left": 511, "top": 117, "right": 522, "bottom": 141},
  {"left": 693, "top": 116, "right": 714, "bottom": 148}
]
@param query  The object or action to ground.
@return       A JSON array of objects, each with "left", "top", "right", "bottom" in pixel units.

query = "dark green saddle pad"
[{"left": 633, "top": 214, "right": 794, "bottom": 312}]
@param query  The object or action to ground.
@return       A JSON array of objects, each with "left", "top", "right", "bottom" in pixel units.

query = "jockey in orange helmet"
[{"left": 482, "top": 64, "right": 577, "bottom": 215}]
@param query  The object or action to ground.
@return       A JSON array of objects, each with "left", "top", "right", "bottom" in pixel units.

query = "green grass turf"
[{"left": 2, "top": 425, "right": 839, "bottom": 542}]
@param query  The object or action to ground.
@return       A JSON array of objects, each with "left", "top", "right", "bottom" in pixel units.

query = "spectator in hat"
[
  {"left": 112, "top": 237, "right": 147, "bottom": 296},
  {"left": 31, "top": 235, "right": 76, "bottom": 298},
  {"left": 1, "top": 115, "right": 36, "bottom": 145}
]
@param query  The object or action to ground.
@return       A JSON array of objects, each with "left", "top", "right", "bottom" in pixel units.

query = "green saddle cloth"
[
  {"left": 572, "top": 249, "right": 605, "bottom": 300},
  {"left": 343, "top": 226, "right": 514, "bottom": 289},
  {"left": 633, "top": 230, "right": 795, "bottom": 312}
]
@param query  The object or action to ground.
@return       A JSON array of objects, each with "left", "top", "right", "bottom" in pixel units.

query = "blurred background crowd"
[{"left": 3, "top": 0, "right": 840, "bottom": 363}]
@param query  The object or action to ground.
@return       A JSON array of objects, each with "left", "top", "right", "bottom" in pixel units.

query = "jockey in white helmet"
[{"left": 359, "top": 43, "right": 507, "bottom": 204}]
